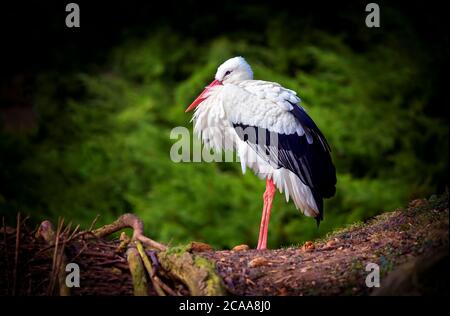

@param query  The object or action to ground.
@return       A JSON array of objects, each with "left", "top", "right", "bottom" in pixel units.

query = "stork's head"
[
  {"left": 185, "top": 56, "right": 253, "bottom": 112},
  {"left": 215, "top": 56, "right": 253, "bottom": 83}
]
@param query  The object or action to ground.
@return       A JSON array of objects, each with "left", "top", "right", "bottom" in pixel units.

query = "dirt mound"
[{"left": 199, "top": 195, "right": 448, "bottom": 295}]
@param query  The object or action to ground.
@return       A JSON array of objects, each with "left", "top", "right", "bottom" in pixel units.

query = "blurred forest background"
[{"left": 0, "top": 0, "right": 448, "bottom": 248}]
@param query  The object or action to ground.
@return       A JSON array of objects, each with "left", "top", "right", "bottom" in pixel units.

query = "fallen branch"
[
  {"left": 92, "top": 213, "right": 167, "bottom": 251},
  {"left": 135, "top": 240, "right": 166, "bottom": 296},
  {"left": 157, "top": 245, "right": 226, "bottom": 296},
  {"left": 126, "top": 247, "right": 148, "bottom": 296}
]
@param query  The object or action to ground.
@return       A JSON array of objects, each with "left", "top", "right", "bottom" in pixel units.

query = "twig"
[
  {"left": 67, "top": 224, "right": 80, "bottom": 241},
  {"left": 147, "top": 250, "right": 160, "bottom": 274},
  {"left": 38, "top": 219, "right": 70, "bottom": 296},
  {"left": 70, "top": 230, "right": 98, "bottom": 241},
  {"left": 20, "top": 216, "right": 30, "bottom": 230},
  {"left": 96, "top": 259, "right": 126, "bottom": 266},
  {"left": 53, "top": 233, "right": 70, "bottom": 296},
  {"left": 88, "top": 214, "right": 100, "bottom": 231},
  {"left": 80, "top": 251, "right": 120, "bottom": 259},
  {"left": 138, "top": 235, "right": 167, "bottom": 252},
  {"left": 30, "top": 223, "right": 40, "bottom": 239},
  {"left": 13, "top": 213, "right": 21, "bottom": 296},
  {"left": 71, "top": 242, "right": 88, "bottom": 261},
  {"left": 96, "top": 243, "right": 120, "bottom": 249},
  {"left": 154, "top": 275, "right": 179, "bottom": 296},
  {"left": 27, "top": 244, "right": 56, "bottom": 263},
  {"left": 114, "top": 263, "right": 130, "bottom": 270},
  {"left": 62, "top": 221, "right": 72, "bottom": 237},
  {"left": 2, "top": 217, "right": 10, "bottom": 295},
  {"left": 48, "top": 218, "right": 63, "bottom": 295},
  {"left": 135, "top": 241, "right": 166, "bottom": 296}
]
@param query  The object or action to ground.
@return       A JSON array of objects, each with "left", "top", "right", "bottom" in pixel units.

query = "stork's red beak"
[{"left": 185, "top": 79, "right": 222, "bottom": 112}]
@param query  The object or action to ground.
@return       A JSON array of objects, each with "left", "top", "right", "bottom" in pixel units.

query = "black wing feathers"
[{"left": 233, "top": 104, "right": 336, "bottom": 221}]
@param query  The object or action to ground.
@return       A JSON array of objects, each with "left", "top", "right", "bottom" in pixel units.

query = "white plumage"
[
  {"left": 191, "top": 63, "right": 317, "bottom": 217},
  {"left": 186, "top": 56, "right": 336, "bottom": 249}
]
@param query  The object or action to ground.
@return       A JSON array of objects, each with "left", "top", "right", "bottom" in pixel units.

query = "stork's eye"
[{"left": 225, "top": 70, "right": 232, "bottom": 76}]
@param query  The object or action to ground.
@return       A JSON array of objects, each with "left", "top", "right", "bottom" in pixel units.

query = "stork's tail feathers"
[
  {"left": 315, "top": 213, "right": 323, "bottom": 228},
  {"left": 311, "top": 189, "right": 324, "bottom": 227}
]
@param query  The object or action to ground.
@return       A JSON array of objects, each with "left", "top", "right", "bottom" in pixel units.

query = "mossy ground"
[{"left": 199, "top": 194, "right": 449, "bottom": 295}]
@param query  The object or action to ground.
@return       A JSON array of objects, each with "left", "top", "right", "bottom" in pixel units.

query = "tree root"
[
  {"left": 126, "top": 247, "right": 148, "bottom": 296},
  {"left": 135, "top": 240, "right": 165, "bottom": 296},
  {"left": 157, "top": 245, "right": 226, "bottom": 296},
  {"left": 92, "top": 213, "right": 167, "bottom": 251}
]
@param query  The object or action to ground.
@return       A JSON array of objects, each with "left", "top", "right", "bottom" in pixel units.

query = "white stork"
[{"left": 185, "top": 56, "right": 336, "bottom": 250}]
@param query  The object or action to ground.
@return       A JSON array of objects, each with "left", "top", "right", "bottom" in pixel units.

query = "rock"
[
  {"left": 190, "top": 241, "right": 213, "bottom": 252},
  {"left": 248, "top": 257, "right": 269, "bottom": 268},
  {"left": 245, "top": 278, "right": 255, "bottom": 286},
  {"left": 409, "top": 199, "right": 427, "bottom": 208},
  {"left": 301, "top": 241, "right": 315, "bottom": 252},
  {"left": 278, "top": 287, "right": 288, "bottom": 295},
  {"left": 232, "top": 244, "right": 250, "bottom": 252}
]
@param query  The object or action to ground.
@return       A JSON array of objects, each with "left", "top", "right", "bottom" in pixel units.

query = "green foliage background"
[{"left": 0, "top": 2, "right": 447, "bottom": 248}]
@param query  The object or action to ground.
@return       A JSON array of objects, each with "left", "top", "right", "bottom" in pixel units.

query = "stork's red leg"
[
  {"left": 257, "top": 202, "right": 268, "bottom": 249},
  {"left": 257, "top": 178, "right": 276, "bottom": 250}
]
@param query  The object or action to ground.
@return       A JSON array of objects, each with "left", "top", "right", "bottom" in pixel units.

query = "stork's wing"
[
  {"left": 222, "top": 81, "right": 306, "bottom": 136},
  {"left": 237, "top": 80, "right": 301, "bottom": 111},
  {"left": 227, "top": 81, "right": 336, "bottom": 219}
]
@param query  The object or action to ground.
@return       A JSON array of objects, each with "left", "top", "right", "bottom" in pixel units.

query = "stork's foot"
[
  {"left": 256, "top": 243, "right": 268, "bottom": 250},
  {"left": 232, "top": 244, "right": 250, "bottom": 252}
]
